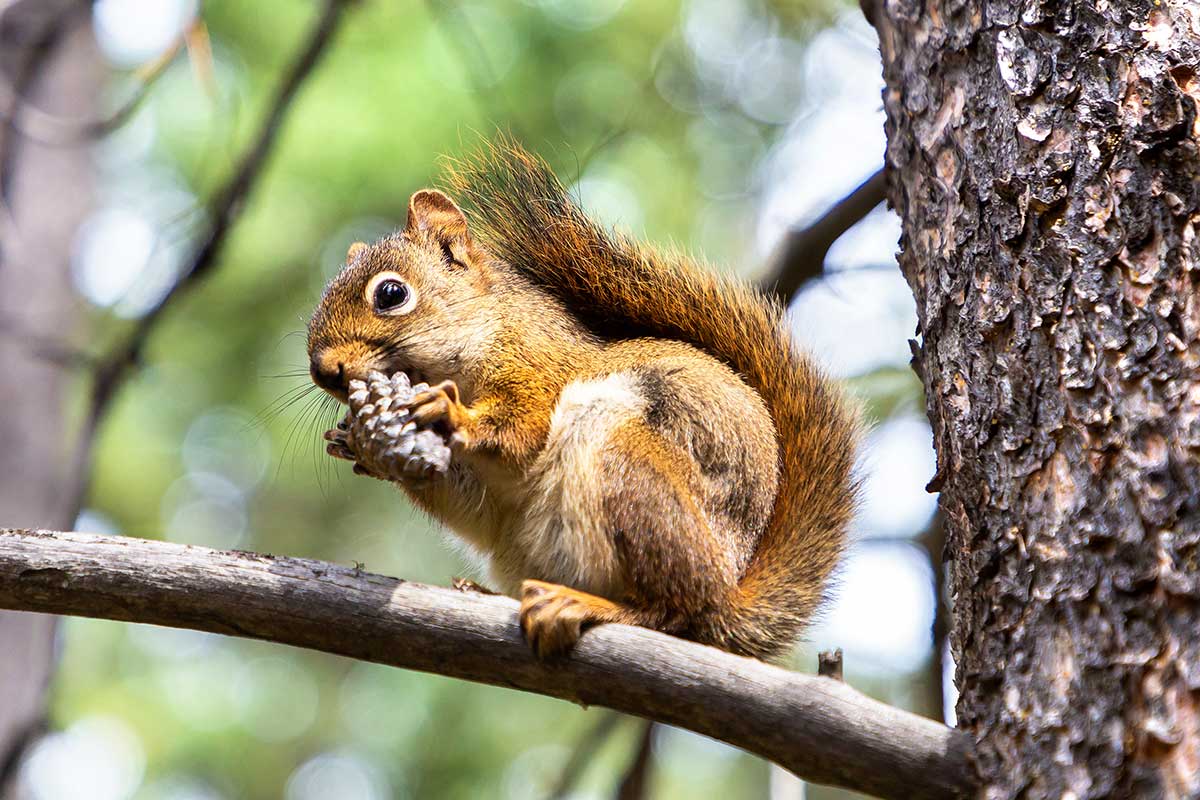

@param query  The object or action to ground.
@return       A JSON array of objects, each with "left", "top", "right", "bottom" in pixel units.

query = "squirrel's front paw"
[
  {"left": 331, "top": 372, "right": 453, "bottom": 484},
  {"left": 408, "top": 379, "right": 473, "bottom": 450},
  {"left": 324, "top": 420, "right": 355, "bottom": 461},
  {"left": 323, "top": 423, "right": 377, "bottom": 478}
]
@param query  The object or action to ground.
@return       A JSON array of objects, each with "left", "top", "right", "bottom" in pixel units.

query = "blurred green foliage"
[{"left": 42, "top": 1, "right": 933, "bottom": 799}]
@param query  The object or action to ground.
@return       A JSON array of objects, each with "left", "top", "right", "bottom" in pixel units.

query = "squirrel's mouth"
[
  {"left": 309, "top": 358, "right": 348, "bottom": 403},
  {"left": 371, "top": 359, "right": 430, "bottom": 388},
  {"left": 310, "top": 338, "right": 436, "bottom": 403},
  {"left": 312, "top": 381, "right": 350, "bottom": 406},
  {"left": 310, "top": 360, "right": 432, "bottom": 407}
]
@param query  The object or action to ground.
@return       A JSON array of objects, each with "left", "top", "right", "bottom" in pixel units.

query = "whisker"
[
  {"left": 312, "top": 391, "right": 342, "bottom": 496},
  {"left": 314, "top": 393, "right": 344, "bottom": 498},
  {"left": 248, "top": 382, "right": 319, "bottom": 432},
  {"left": 277, "top": 390, "right": 326, "bottom": 481}
]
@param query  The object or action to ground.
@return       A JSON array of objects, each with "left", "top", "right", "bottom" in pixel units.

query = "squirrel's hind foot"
[{"left": 519, "top": 580, "right": 638, "bottom": 660}]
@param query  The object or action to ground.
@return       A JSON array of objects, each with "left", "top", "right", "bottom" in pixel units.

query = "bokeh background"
[{"left": 10, "top": 0, "right": 947, "bottom": 797}]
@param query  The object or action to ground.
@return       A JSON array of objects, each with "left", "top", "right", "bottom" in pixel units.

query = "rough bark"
[
  {"left": 0, "top": 2, "right": 99, "bottom": 796},
  {"left": 876, "top": 0, "right": 1200, "bottom": 796},
  {"left": 0, "top": 528, "right": 975, "bottom": 800}
]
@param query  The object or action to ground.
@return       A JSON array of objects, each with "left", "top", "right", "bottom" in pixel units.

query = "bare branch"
[
  {"left": 763, "top": 168, "right": 887, "bottom": 301},
  {"left": 918, "top": 513, "right": 949, "bottom": 723},
  {"left": 546, "top": 711, "right": 623, "bottom": 800},
  {"left": 0, "top": 0, "right": 90, "bottom": 237},
  {"left": 0, "top": 22, "right": 183, "bottom": 145},
  {"left": 0, "top": 529, "right": 975, "bottom": 800},
  {"left": 616, "top": 721, "right": 656, "bottom": 800}
]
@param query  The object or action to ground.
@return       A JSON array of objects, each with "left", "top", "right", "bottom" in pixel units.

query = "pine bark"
[{"left": 876, "top": 0, "right": 1200, "bottom": 796}]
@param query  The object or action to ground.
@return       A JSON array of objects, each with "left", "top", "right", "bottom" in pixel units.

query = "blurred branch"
[
  {"left": 918, "top": 513, "right": 949, "bottom": 723},
  {"left": 64, "top": 0, "right": 351, "bottom": 517},
  {"left": 860, "top": 518, "right": 950, "bottom": 723},
  {"left": 0, "top": 529, "right": 975, "bottom": 800},
  {"left": 615, "top": 721, "right": 656, "bottom": 800},
  {"left": 0, "top": 2, "right": 96, "bottom": 794},
  {"left": 859, "top": 0, "right": 883, "bottom": 29},
  {"left": 763, "top": 167, "right": 887, "bottom": 302},
  {"left": 0, "top": 0, "right": 89, "bottom": 245},
  {"left": 546, "top": 711, "right": 623, "bottom": 800},
  {"left": 0, "top": 715, "right": 45, "bottom": 792},
  {"left": 0, "top": 320, "right": 96, "bottom": 368},
  {"left": 0, "top": 21, "right": 186, "bottom": 146}
]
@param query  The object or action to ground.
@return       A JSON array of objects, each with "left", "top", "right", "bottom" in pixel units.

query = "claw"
[
  {"left": 405, "top": 379, "right": 469, "bottom": 446},
  {"left": 452, "top": 577, "right": 498, "bottom": 595},
  {"left": 518, "top": 580, "right": 622, "bottom": 660}
]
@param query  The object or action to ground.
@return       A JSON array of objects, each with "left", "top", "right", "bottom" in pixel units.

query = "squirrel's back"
[{"left": 446, "top": 141, "right": 860, "bottom": 658}]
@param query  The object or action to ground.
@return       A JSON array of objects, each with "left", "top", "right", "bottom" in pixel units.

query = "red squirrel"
[{"left": 307, "top": 141, "right": 859, "bottom": 659}]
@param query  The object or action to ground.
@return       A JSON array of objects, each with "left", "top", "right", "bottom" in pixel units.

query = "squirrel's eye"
[
  {"left": 365, "top": 271, "right": 417, "bottom": 315},
  {"left": 373, "top": 279, "right": 412, "bottom": 313}
]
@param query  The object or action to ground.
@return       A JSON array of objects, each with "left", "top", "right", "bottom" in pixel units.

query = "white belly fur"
[{"left": 489, "top": 372, "right": 644, "bottom": 596}]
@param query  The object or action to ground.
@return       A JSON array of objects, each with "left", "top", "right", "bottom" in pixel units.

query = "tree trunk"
[
  {"left": 0, "top": 2, "right": 100, "bottom": 795},
  {"left": 876, "top": 0, "right": 1200, "bottom": 796}
]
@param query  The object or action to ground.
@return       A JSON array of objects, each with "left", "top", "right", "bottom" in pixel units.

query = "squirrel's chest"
[{"left": 480, "top": 374, "right": 642, "bottom": 597}]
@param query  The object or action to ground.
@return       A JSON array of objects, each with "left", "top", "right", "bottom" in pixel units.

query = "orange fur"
[{"left": 307, "top": 140, "right": 860, "bottom": 660}]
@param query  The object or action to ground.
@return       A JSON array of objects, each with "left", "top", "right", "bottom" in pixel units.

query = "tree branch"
[
  {"left": 546, "top": 710, "right": 623, "bottom": 800},
  {"left": 615, "top": 720, "right": 656, "bottom": 800},
  {"left": 0, "top": 529, "right": 973, "bottom": 800},
  {"left": 919, "top": 513, "right": 950, "bottom": 723},
  {"left": 0, "top": 21, "right": 183, "bottom": 146},
  {"left": 763, "top": 167, "right": 887, "bottom": 301},
  {"left": 0, "top": 0, "right": 90, "bottom": 247}
]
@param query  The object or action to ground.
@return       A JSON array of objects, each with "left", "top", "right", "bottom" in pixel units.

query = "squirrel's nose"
[{"left": 310, "top": 349, "right": 346, "bottom": 395}]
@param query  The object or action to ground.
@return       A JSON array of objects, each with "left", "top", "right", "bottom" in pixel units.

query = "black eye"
[{"left": 373, "top": 279, "right": 410, "bottom": 312}]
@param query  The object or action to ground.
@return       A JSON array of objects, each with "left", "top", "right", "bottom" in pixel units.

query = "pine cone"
[{"left": 330, "top": 371, "right": 452, "bottom": 483}]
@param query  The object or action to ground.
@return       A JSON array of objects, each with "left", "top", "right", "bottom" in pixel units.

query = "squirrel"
[{"left": 306, "top": 140, "right": 860, "bottom": 660}]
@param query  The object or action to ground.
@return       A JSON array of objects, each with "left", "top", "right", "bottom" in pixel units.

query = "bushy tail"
[{"left": 445, "top": 140, "right": 860, "bottom": 659}]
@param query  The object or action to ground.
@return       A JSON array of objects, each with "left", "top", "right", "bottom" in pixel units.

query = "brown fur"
[{"left": 307, "top": 140, "right": 860, "bottom": 660}]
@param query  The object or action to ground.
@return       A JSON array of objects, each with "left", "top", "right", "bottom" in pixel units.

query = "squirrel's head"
[{"left": 306, "top": 189, "right": 497, "bottom": 403}]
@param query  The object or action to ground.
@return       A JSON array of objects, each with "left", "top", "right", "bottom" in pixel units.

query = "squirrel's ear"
[
  {"left": 406, "top": 189, "right": 470, "bottom": 245},
  {"left": 346, "top": 242, "right": 368, "bottom": 263}
]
